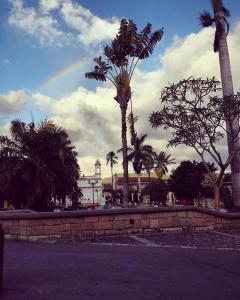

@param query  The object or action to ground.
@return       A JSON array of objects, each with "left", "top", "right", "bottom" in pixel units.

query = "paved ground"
[{"left": 1, "top": 231, "right": 240, "bottom": 300}]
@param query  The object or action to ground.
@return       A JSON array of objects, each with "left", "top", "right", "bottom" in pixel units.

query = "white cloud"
[
  {"left": 8, "top": 0, "right": 119, "bottom": 47},
  {"left": 0, "top": 89, "right": 27, "bottom": 115},
  {"left": 4, "top": 17, "right": 240, "bottom": 176},
  {"left": 8, "top": 0, "right": 74, "bottom": 47},
  {"left": 60, "top": 1, "right": 119, "bottom": 45},
  {"left": 39, "top": 0, "right": 61, "bottom": 13}
]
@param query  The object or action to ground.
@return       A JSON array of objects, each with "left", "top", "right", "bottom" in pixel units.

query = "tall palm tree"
[
  {"left": 153, "top": 151, "right": 175, "bottom": 179},
  {"left": 85, "top": 19, "right": 163, "bottom": 207},
  {"left": 106, "top": 151, "right": 118, "bottom": 190},
  {"left": 127, "top": 134, "right": 153, "bottom": 193},
  {"left": 0, "top": 119, "right": 79, "bottom": 210},
  {"left": 199, "top": 1, "right": 240, "bottom": 207}
]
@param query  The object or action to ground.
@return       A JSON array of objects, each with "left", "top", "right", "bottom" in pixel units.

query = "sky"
[{"left": 0, "top": 0, "right": 240, "bottom": 178}]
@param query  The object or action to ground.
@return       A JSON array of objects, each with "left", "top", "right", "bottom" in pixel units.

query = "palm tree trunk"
[
  {"left": 111, "top": 166, "right": 113, "bottom": 190},
  {"left": 120, "top": 105, "right": 129, "bottom": 207},
  {"left": 137, "top": 173, "right": 141, "bottom": 193},
  {"left": 111, "top": 165, "right": 114, "bottom": 202},
  {"left": 212, "top": 0, "right": 240, "bottom": 207}
]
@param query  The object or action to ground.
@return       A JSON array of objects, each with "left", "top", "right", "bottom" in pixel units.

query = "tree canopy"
[{"left": 0, "top": 119, "right": 79, "bottom": 211}]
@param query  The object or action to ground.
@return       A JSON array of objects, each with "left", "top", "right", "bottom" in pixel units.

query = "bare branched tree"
[{"left": 150, "top": 77, "right": 240, "bottom": 209}]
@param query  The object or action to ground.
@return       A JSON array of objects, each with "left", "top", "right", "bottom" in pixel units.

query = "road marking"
[
  {"left": 212, "top": 230, "right": 240, "bottom": 238},
  {"left": 129, "top": 235, "right": 158, "bottom": 246}
]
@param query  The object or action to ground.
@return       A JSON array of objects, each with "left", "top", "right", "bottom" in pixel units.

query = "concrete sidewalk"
[{"left": 1, "top": 239, "right": 240, "bottom": 300}]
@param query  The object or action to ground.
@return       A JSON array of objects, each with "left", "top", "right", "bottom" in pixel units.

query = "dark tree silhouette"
[
  {"left": 0, "top": 119, "right": 79, "bottom": 210},
  {"left": 150, "top": 77, "right": 240, "bottom": 209}
]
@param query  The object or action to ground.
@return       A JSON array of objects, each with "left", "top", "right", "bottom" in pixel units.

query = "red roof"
[{"left": 95, "top": 159, "right": 101, "bottom": 166}]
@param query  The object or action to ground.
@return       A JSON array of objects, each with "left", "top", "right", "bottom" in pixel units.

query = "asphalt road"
[{"left": 1, "top": 238, "right": 240, "bottom": 300}]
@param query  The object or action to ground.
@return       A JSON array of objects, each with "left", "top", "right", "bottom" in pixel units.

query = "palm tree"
[
  {"left": 85, "top": 19, "right": 163, "bottom": 207},
  {"left": 127, "top": 134, "right": 153, "bottom": 193},
  {"left": 106, "top": 151, "right": 118, "bottom": 190},
  {"left": 0, "top": 119, "right": 79, "bottom": 210},
  {"left": 199, "top": 1, "right": 240, "bottom": 207},
  {"left": 142, "top": 152, "right": 155, "bottom": 187},
  {"left": 153, "top": 151, "right": 175, "bottom": 179}
]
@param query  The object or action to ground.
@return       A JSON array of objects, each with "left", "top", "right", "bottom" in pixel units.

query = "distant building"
[
  {"left": 102, "top": 172, "right": 168, "bottom": 202},
  {"left": 78, "top": 159, "right": 104, "bottom": 207}
]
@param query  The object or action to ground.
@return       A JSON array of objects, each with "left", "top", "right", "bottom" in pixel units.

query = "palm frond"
[
  {"left": 85, "top": 72, "right": 106, "bottom": 81},
  {"left": 222, "top": 6, "right": 230, "bottom": 17},
  {"left": 138, "top": 29, "right": 164, "bottom": 59},
  {"left": 199, "top": 11, "right": 213, "bottom": 27}
]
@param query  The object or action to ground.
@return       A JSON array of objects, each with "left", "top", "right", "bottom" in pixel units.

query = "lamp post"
[
  {"left": 88, "top": 179, "right": 98, "bottom": 209},
  {"left": 96, "top": 189, "right": 99, "bottom": 205}
]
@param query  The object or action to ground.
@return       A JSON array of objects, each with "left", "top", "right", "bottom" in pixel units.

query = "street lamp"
[{"left": 88, "top": 179, "right": 98, "bottom": 209}]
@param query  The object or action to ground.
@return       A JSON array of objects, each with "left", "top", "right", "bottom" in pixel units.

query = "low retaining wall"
[{"left": 1, "top": 206, "right": 240, "bottom": 241}]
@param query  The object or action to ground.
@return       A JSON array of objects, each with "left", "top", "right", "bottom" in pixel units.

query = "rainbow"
[{"left": 39, "top": 55, "right": 92, "bottom": 89}]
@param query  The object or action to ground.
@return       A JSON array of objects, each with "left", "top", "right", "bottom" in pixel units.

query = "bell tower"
[{"left": 95, "top": 159, "right": 101, "bottom": 177}]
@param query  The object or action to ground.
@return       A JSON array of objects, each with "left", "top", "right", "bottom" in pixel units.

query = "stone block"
[
  {"left": 30, "top": 226, "right": 45, "bottom": 236},
  {"left": 113, "top": 220, "right": 125, "bottom": 230},
  {"left": 44, "top": 226, "right": 60, "bottom": 235},
  {"left": 148, "top": 213, "right": 160, "bottom": 219},
  {"left": 58, "top": 223, "right": 71, "bottom": 232},
  {"left": 177, "top": 211, "right": 187, "bottom": 217},
  {"left": 85, "top": 216, "right": 99, "bottom": 223},
  {"left": 4, "top": 234, "right": 18, "bottom": 240},
  {"left": 19, "top": 220, "right": 31, "bottom": 226},
  {"left": 191, "top": 218, "right": 205, "bottom": 227},
  {"left": 172, "top": 216, "right": 180, "bottom": 227},
  {"left": 98, "top": 216, "right": 110, "bottom": 222},
  {"left": 150, "top": 219, "right": 159, "bottom": 228},
  {"left": 17, "top": 235, "right": 29, "bottom": 241},
  {"left": 113, "top": 214, "right": 128, "bottom": 221},
  {"left": 94, "top": 221, "right": 113, "bottom": 230},
  {"left": 79, "top": 231, "right": 95, "bottom": 238},
  {"left": 141, "top": 219, "right": 150, "bottom": 229},
  {"left": 42, "top": 219, "right": 59, "bottom": 226},
  {"left": 180, "top": 218, "right": 190, "bottom": 227},
  {"left": 187, "top": 211, "right": 194, "bottom": 218},
  {"left": 30, "top": 220, "right": 45, "bottom": 226},
  {"left": 95, "top": 230, "right": 105, "bottom": 236},
  {"left": 129, "top": 214, "right": 142, "bottom": 220},
  {"left": 28, "top": 235, "right": 47, "bottom": 241},
  {"left": 8, "top": 226, "right": 22, "bottom": 235}
]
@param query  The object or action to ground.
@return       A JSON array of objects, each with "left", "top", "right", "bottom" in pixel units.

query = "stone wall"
[{"left": 1, "top": 207, "right": 240, "bottom": 241}]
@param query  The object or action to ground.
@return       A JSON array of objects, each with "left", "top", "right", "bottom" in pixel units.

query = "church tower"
[{"left": 95, "top": 159, "right": 101, "bottom": 178}]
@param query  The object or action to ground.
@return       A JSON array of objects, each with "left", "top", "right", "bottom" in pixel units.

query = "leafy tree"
[
  {"left": 127, "top": 134, "right": 153, "bottom": 193},
  {"left": 0, "top": 119, "right": 79, "bottom": 211},
  {"left": 153, "top": 151, "right": 175, "bottom": 178},
  {"left": 144, "top": 180, "right": 169, "bottom": 205},
  {"left": 199, "top": 1, "right": 240, "bottom": 207},
  {"left": 170, "top": 161, "right": 216, "bottom": 204},
  {"left": 106, "top": 151, "right": 118, "bottom": 190},
  {"left": 150, "top": 77, "right": 240, "bottom": 209},
  {"left": 85, "top": 19, "right": 163, "bottom": 207}
]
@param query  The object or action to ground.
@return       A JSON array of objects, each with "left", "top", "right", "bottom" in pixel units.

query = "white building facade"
[{"left": 78, "top": 159, "right": 104, "bottom": 207}]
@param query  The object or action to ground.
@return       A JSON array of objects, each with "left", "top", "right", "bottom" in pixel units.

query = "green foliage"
[
  {"left": 170, "top": 161, "right": 216, "bottom": 203},
  {"left": 0, "top": 119, "right": 79, "bottom": 211},
  {"left": 106, "top": 151, "right": 118, "bottom": 168},
  {"left": 127, "top": 134, "right": 153, "bottom": 175},
  {"left": 144, "top": 180, "right": 169, "bottom": 205},
  {"left": 199, "top": 2, "right": 230, "bottom": 52}
]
